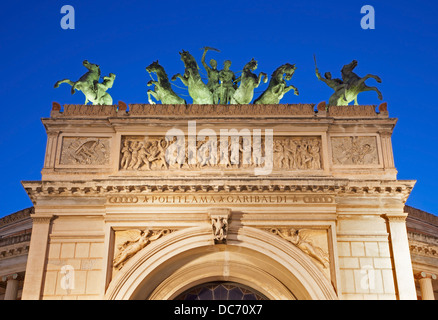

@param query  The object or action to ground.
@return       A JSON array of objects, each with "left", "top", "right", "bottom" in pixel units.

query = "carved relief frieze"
[
  {"left": 274, "top": 137, "right": 321, "bottom": 170},
  {"left": 60, "top": 137, "right": 110, "bottom": 165},
  {"left": 119, "top": 135, "right": 322, "bottom": 172},
  {"left": 331, "top": 136, "right": 379, "bottom": 165},
  {"left": 113, "top": 228, "right": 173, "bottom": 271}
]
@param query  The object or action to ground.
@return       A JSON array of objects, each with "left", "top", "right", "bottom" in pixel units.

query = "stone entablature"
[
  {"left": 41, "top": 103, "right": 396, "bottom": 182},
  {"left": 22, "top": 179, "right": 415, "bottom": 205}
]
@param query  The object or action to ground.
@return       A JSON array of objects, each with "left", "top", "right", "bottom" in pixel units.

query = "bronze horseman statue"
[
  {"left": 314, "top": 55, "right": 382, "bottom": 106},
  {"left": 54, "top": 60, "right": 115, "bottom": 105}
]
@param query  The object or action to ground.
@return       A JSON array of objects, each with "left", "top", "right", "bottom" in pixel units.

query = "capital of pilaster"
[
  {"left": 31, "top": 214, "right": 56, "bottom": 224},
  {"left": 415, "top": 271, "right": 437, "bottom": 280},
  {"left": 384, "top": 212, "right": 408, "bottom": 222},
  {"left": 2, "top": 273, "right": 19, "bottom": 282}
]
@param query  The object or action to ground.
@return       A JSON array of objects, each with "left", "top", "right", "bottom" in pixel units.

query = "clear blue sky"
[{"left": 0, "top": 0, "right": 437, "bottom": 217}]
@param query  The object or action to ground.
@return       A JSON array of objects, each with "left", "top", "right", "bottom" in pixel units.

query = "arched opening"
[{"left": 105, "top": 226, "right": 338, "bottom": 300}]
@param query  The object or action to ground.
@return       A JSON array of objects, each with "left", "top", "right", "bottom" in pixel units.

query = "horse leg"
[
  {"left": 54, "top": 79, "right": 75, "bottom": 88},
  {"left": 365, "top": 74, "right": 382, "bottom": 83},
  {"left": 363, "top": 86, "right": 383, "bottom": 100},
  {"left": 358, "top": 74, "right": 382, "bottom": 86},
  {"left": 171, "top": 74, "right": 188, "bottom": 86},
  {"left": 257, "top": 72, "right": 268, "bottom": 86},
  {"left": 286, "top": 85, "right": 299, "bottom": 96},
  {"left": 102, "top": 93, "right": 113, "bottom": 105},
  {"left": 147, "top": 90, "right": 158, "bottom": 104}
]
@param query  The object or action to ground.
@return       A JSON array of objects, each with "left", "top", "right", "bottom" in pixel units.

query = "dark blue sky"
[{"left": 0, "top": 0, "right": 437, "bottom": 217}]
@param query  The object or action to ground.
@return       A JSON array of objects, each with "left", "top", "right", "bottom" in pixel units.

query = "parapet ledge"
[{"left": 49, "top": 101, "right": 390, "bottom": 119}]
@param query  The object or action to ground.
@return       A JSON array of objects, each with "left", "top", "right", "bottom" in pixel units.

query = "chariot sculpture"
[{"left": 53, "top": 50, "right": 384, "bottom": 107}]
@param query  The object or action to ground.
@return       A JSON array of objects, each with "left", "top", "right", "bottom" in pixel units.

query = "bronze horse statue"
[
  {"left": 230, "top": 58, "right": 267, "bottom": 104},
  {"left": 254, "top": 63, "right": 299, "bottom": 104},
  {"left": 315, "top": 57, "right": 382, "bottom": 106},
  {"left": 340, "top": 60, "right": 382, "bottom": 105},
  {"left": 171, "top": 50, "right": 213, "bottom": 104},
  {"left": 146, "top": 60, "right": 186, "bottom": 104}
]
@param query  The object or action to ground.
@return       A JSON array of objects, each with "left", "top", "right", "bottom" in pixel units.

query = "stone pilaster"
[
  {"left": 415, "top": 272, "right": 437, "bottom": 300},
  {"left": 2, "top": 273, "right": 19, "bottom": 300},
  {"left": 384, "top": 213, "right": 417, "bottom": 299},
  {"left": 21, "top": 215, "right": 54, "bottom": 300}
]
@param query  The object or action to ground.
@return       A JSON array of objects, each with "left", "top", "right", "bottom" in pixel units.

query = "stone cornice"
[
  {"left": 48, "top": 102, "right": 391, "bottom": 120},
  {"left": 0, "top": 240, "right": 30, "bottom": 261},
  {"left": 0, "top": 207, "right": 33, "bottom": 228},
  {"left": 409, "top": 239, "right": 438, "bottom": 259},
  {"left": 22, "top": 179, "right": 415, "bottom": 203},
  {"left": 408, "top": 231, "right": 438, "bottom": 247}
]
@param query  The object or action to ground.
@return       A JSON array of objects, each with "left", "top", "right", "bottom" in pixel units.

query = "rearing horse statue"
[
  {"left": 254, "top": 63, "right": 299, "bottom": 104},
  {"left": 171, "top": 50, "right": 213, "bottom": 104},
  {"left": 341, "top": 60, "right": 382, "bottom": 105},
  {"left": 230, "top": 58, "right": 267, "bottom": 104},
  {"left": 315, "top": 57, "right": 382, "bottom": 106},
  {"left": 146, "top": 60, "right": 186, "bottom": 104}
]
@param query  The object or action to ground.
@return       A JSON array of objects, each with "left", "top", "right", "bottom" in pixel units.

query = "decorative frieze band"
[
  {"left": 119, "top": 135, "right": 322, "bottom": 172},
  {"left": 106, "top": 194, "right": 334, "bottom": 206}
]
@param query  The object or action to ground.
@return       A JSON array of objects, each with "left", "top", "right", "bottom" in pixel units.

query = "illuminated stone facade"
[{"left": 1, "top": 102, "right": 435, "bottom": 299}]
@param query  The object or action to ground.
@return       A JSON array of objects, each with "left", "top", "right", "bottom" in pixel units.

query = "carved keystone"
[{"left": 208, "top": 208, "right": 231, "bottom": 244}]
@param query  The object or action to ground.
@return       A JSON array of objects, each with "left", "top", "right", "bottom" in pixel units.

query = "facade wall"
[
  {"left": 14, "top": 103, "right": 428, "bottom": 300},
  {"left": 42, "top": 215, "right": 105, "bottom": 299}
]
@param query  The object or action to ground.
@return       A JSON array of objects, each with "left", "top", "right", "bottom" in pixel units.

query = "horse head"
[
  {"left": 281, "top": 63, "right": 296, "bottom": 81},
  {"left": 146, "top": 60, "right": 160, "bottom": 73},
  {"left": 179, "top": 50, "right": 190, "bottom": 63},
  {"left": 341, "top": 60, "right": 358, "bottom": 76},
  {"left": 179, "top": 50, "right": 199, "bottom": 75},
  {"left": 244, "top": 58, "right": 258, "bottom": 71},
  {"left": 82, "top": 60, "right": 101, "bottom": 74}
]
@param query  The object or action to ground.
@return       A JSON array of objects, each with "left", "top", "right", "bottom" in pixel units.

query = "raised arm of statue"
[
  {"left": 315, "top": 67, "right": 323, "bottom": 81},
  {"left": 201, "top": 48, "right": 210, "bottom": 71}
]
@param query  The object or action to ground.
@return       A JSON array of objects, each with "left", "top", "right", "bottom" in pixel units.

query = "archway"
[{"left": 105, "top": 226, "right": 338, "bottom": 300}]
